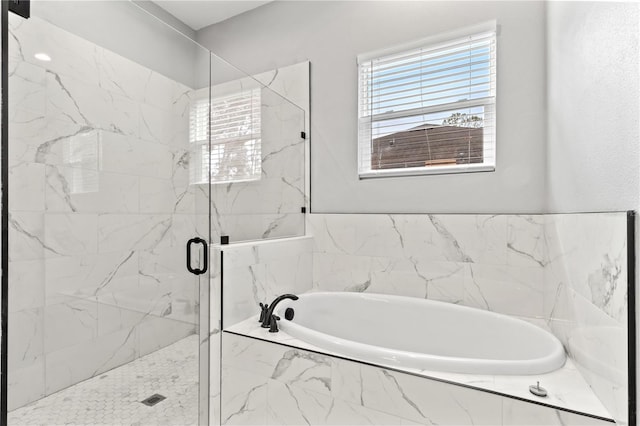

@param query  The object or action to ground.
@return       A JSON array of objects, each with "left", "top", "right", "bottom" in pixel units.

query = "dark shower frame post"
[
  {"left": 1, "top": 0, "right": 9, "bottom": 423},
  {"left": 628, "top": 211, "right": 637, "bottom": 426}
]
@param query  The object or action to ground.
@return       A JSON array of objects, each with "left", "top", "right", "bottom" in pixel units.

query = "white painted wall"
[
  {"left": 546, "top": 1, "right": 639, "bottom": 213},
  {"left": 131, "top": 0, "right": 196, "bottom": 40},
  {"left": 545, "top": 3, "right": 639, "bottom": 425},
  {"left": 31, "top": 0, "right": 203, "bottom": 87},
  {"left": 197, "top": 1, "right": 548, "bottom": 214}
]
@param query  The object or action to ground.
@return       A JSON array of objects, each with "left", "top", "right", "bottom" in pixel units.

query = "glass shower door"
[
  {"left": 5, "top": 2, "right": 212, "bottom": 425},
  {"left": 205, "top": 53, "right": 308, "bottom": 426}
]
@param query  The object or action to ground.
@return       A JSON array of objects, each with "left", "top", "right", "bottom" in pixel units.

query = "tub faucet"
[{"left": 261, "top": 294, "right": 298, "bottom": 328}]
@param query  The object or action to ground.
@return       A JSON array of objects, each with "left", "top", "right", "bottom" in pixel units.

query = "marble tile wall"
[
  {"left": 544, "top": 212, "right": 629, "bottom": 425},
  {"left": 217, "top": 236, "right": 313, "bottom": 329},
  {"left": 220, "top": 332, "right": 611, "bottom": 426},
  {"left": 213, "top": 204, "right": 628, "bottom": 424},
  {"left": 308, "top": 213, "right": 547, "bottom": 320},
  {"left": 209, "top": 198, "right": 629, "bottom": 425},
  {"left": 306, "top": 212, "right": 629, "bottom": 425},
  {"left": 8, "top": 14, "right": 199, "bottom": 410},
  {"left": 209, "top": 236, "right": 312, "bottom": 425}
]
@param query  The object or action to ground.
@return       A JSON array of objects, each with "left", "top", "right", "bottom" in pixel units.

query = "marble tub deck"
[
  {"left": 8, "top": 335, "right": 199, "bottom": 426},
  {"left": 226, "top": 317, "right": 613, "bottom": 422}
]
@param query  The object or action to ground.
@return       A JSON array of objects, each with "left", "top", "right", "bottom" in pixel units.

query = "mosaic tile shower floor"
[{"left": 8, "top": 335, "right": 199, "bottom": 426}]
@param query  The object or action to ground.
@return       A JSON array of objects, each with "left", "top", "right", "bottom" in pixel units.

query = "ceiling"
[{"left": 151, "top": 1, "right": 272, "bottom": 31}]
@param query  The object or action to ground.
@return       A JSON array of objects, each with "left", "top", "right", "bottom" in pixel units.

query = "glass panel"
[
  {"left": 6, "top": 2, "right": 211, "bottom": 424},
  {"left": 207, "top": 60, "right": 308, "bottom": 425},
  {"left": 207, "top": 55, "right": 306, "bottom": 245}
]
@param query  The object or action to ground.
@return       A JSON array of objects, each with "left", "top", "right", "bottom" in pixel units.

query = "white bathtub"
[{"left": 276, "top": 292, "right": 566, "bottom": 375}]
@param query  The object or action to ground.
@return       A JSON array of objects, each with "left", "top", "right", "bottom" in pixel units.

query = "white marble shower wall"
[
  {"left": 544, "top": 212, "right": 629, "bottom": 425},
  {"left": 8, "top": 14, "right": 199, "bottom": 410},
  {"left": 308, "top": 213, "right": 547, "bottom": 320}
]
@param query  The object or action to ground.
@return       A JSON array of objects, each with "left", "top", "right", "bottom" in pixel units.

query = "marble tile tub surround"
[
  {"left": 308, "top": 213, "right": 547, "bottom": 320},
  {"left": 227, "top": 318, "right": 612, "bottom": 420},
  {"left": 209, "top": 236, "right": 313, "bottom": 425},
  {"left": 213, "top": 236, "right": 313, "bottom": 330},
  {"left": 217, "top": 213, "right": 629, "bottom": 421},
  {"left": 8, "top": 14, "right": 200, "bottom": 410},
  {"left": 545, "top": 213, "right": 630, "bottom": 425},
  {"left": 307, "top": 212, "right": 629, "bottom": 423},
  {"left": 220, "top": 331, "right": 613, "bottom": 425}
]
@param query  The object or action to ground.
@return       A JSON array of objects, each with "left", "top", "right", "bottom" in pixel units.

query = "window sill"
[{"left": 358, "top": 164, "right": 495, "bottom": 179}]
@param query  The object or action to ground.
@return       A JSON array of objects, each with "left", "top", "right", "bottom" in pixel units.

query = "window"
[
  {"left": 190, "top": 89, "right": 261, "bottom": 184},
  {"left": 358, "top": 26, "right": 496, "bottom": 178}
]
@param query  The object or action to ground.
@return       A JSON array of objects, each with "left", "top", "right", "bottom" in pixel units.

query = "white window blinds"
[
  {"left": 358, "top": 29, "right": 496, "bottom": 178},
  {"left": 190, "top": 89, "right": 262, "bottom": 184}
]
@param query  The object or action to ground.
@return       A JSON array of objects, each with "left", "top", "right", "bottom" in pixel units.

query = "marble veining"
[
  {"left": 544, "top": 212, "right": 628, "bottom": 425},
  {"left": 226, "top": 317, "right": 612, "bottom": 420},
  {"left": 218, "top": 236, "right": 313, "bottom": 328},
  {"left": 221, "top": 331, "right": 613, "bottom": 425},
  {"left": 427, "top": 214, "right": 474, "bottom": 262},
  {"left": 308, "top": 213, "right": 546, "bottom": 319},
  {"left": 271, "top": 349, "right": 332, "bottom": 394}
]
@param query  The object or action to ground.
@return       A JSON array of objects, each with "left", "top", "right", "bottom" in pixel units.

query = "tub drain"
[
  {"left": 529, "top": 382, "right": 548, "bottom": 397},
  {"left": 141, "top": 393, "right": 166, "bottom": 406}
]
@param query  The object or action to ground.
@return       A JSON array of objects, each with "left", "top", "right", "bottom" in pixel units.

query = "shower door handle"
[{"left": 186, "top": 237, "right": 208, "bottom": 275}]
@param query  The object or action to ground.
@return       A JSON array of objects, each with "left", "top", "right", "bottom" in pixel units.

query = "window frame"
[{"left": 357, "top": 21, "right": 497, "bottom": 179}]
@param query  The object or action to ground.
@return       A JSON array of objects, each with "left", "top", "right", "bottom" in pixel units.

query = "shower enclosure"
[{"left": 1, "top": 2, "right": 306, "bottom": 425}]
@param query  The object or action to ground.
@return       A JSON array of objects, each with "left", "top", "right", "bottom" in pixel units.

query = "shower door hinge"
[
  {"left": 301, "top": 207, "right": 306, "bottom": 214},
  {"left": 300, "top": 131, "right": 306, "bottom": 140},
  {"left": 9, "top": 0, "right": 30, "bottom": 19}
]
